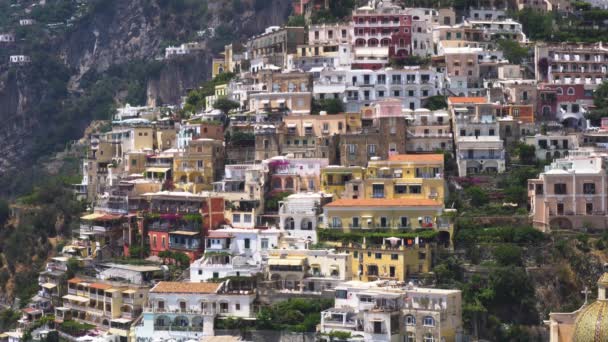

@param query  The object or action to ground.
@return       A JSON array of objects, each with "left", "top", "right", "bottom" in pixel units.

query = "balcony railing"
[{"left": 153, "top": 325, "right": 204, "bottom": 332}]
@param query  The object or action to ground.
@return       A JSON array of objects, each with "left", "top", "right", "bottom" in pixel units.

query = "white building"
[
  {"left": 19, "top": 19, "right": 34, "bottom": 26},
  {"left": 278, "top": 192, "right": 330, "bottom": 247},
  {"left": 405, "top": 108, "right": 453, "bottom": 152},
  {"left": 9, "top": 55, "right": 31, "bottom": 64},
  {"left": 314, "top": 67, "right": 444, "bottom": 112},
  {"left": 524, "top": 133, "right": 579, "bottom": 161},
  {"left": 0, "top": 33, "right": 15, "bottom": 43},
  {"left": 467, "top": 18, "right": 527, "bottom": 43},
  {"left": 114, "top": 104, "right": 155, "bottom": 121},
  {"left": 319, "top": 280, "right": 463, "bottom": 342},
  {"left": 451, "top": 99, "right": 506, "bottom": 175},
  {"left": 135, "top": 281, "right": 255, "bottom": 340},
  {"left": 189, "top": 228, "right": 280, "bottom": 282},
  {"left": 165, "top": 45, "right": 190, "bottom": 59}
]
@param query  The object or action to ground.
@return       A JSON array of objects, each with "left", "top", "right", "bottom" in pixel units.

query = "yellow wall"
[
  {"left": 212, "top": 58, "right": 226, "bottom": 78},
  {"left": 320, "top": 168, "right": 365, "bottom": 198},
  {"left": 341, "top": 243, "right": 433, "bottom": 281},
  {"left": 324, "top": 206, "right": 443, "bottom": 230}
]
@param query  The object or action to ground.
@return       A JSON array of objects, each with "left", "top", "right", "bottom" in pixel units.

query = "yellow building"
[
  {"left": 212, "top": 57, "right": 226, "bottom": 78},
  {"left": 365, "top": 154, "right": 446, "bottom": 204},
  {"left": 173, "top": 139, "right": 225, "bottom": 193},
  {"left": 338, "top": 240, "right": 433, "bottom": 282},
  {"left": 56, "top": 277, "right": 148, "bottom": 338},
  {"left": 320, "top": 166, "right": 365, "bottom": 199},
  {"left": 323, "top": 198, "right": 448, "bottom": 231}
]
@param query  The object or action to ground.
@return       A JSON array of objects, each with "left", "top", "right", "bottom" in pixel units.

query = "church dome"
[{"left": 572, "top": 299, "right": 608, "bottom": 342}]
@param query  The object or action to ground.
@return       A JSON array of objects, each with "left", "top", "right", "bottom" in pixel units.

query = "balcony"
[{"left": 153, "top": 325, "right": 204, "bottom": 332}]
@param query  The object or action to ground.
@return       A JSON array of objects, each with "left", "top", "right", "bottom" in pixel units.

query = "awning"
[
  {"left": 304, "top": 122, "right": 313, "bottom": 128},
  {"left": 268, "top": 258, "right": 304, "bottom": 266},
  {"left": 62, "top": 295, "right": 89, "bottom": 303},
  {"left": 260, "top": 99, "right": 270, "bottom": 104},
  {"left": 287, "top": 123, "right": 297, "bottom": 128},
  {"left": 170, "top": 230, "right": 200, "bottom": 236},
  {"left": 89, "top": 283, "right": 112, "bottom": 290},
  {"left": 111, "top": 318, "right": 132, "bottom": 324},
  {"left": 81, "top": 213, "right": 104, "bottom": 220},
  {"left": 146, "top": 167, "right": 170, "bottom": 173},
  {"left": 122, "top": 289, "right": 136, "bottom": 294},
  {"left": 276, "top": 99, "right": 286, "bottom": 103},
  {"left": 42, "top": 283, "right": 57, "bottom": 289}
]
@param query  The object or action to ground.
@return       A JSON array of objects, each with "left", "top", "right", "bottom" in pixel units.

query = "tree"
[
  {"left": 425, "top": 95, "right": 447, "bottom": 110},
  {"left": 497, "top": 39, "right": 529, "bottom": 65},
  {"left": 587, "top": 81, "right": 608, "bottom": 126},
  {"left": 312, "top": 98, "right": 344, "bottom": 114},
  {"left": 465, "top": 186, "right": 489, "bottom": 207},
  {"left": 514, "top": 143, "right": 536, "bottom": 165},
  {"left": 493, "top": 245, "right": 523, "bottom": 266},
  {"left": 213, "top": 97, "right": 240, "bottom": 115},
  {"left": 286, "top": 15, "right": 305, "bottom": 27},
  {"left": 514, "top": 9, "right": 553, "bottom": 40}
]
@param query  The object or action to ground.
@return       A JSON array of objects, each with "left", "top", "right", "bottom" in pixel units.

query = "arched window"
[
  {"left": 355, "top": 39, "right": 366, "bottom": 47},
  {"left": 567, "top": 87, "right": 575, "bottom": 95},
  {"left": 556, "top": 87, "right": 563, "bottom": 95},
  {"left": 423, "top": 334, "right": 435, "bottom": 342},
  {"left": 423, "top": 316, "right": 435, "bottom": 327},
  {"left": 405, "top": 314, "right": 416, "bottom": 325}
]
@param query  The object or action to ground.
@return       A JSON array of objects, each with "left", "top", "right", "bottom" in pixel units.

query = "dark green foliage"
[
  {"left": 286, "top": 15, "right": 305, "bottom": 27},
  {"left": 254, "top": 298, "right": 334, "bottom": 332},
  {"left": 213, "top": 97, "right": 240, "bottom": 115},
  {"left": 265, "top": 192, "right": 291, "bottom": 212},
  {"left": 424, "top": 95, "right": 447, "bottom": 110},
  {"left": 31, "top": 0, "right": 77, "bottom": 23},
  {"left": 493, "top": 245, "right": 523, "bottom": 266},
  {"left": 183, "top": 72, "right": 236, "bottom": 115},
  {"left": 310, "top": 0, "right": 356, "bottom": 24},
  {"left": 59, "top": 320, "right": 95, "bottom": 336},
  {"left": 514, "top": 143, "right": 536, "bottom": 165},
  {"left": 497, "top": 40, "right": 529, "bottom": 65},
  {"left": 465, "top": 186, "right": 488, "bottom": 207},
  {"left": 312, "top": 98, "right": 345, "bottom": 114},
  {"left": 226, "top": 131, "right": 254, "bottom": 146},
  {"left": 0, "top": 309, "right": 20, "bottom": 332},
  {"left": 513, "top": 9, "right": 554, "bottom": 41},
  {"left": 455, "top": 223, "right": 545, "bottom": 245},
  {"left": 587, "top": 81, "right": 608, "bottom": 126}
]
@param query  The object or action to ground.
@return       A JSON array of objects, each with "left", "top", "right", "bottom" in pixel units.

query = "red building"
[
  {"left": 140, "top": 192, "right": 225, "bottom": 261},
  {"left": 352, "top": 2, "right": 412, "bottom": 69},
  {"left": 537, "top": 84, "right": 594, "bottom": 121}
]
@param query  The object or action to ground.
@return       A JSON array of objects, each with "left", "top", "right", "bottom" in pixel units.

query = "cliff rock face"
[{"left": 0, "top": 0, "right": 290, "bottom": 192}]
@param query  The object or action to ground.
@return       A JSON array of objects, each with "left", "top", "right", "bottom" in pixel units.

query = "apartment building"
[
  {"left": 528, "top": 156, "right": 608, "bottom": 231},
  {"left": 535, "top": 42, "right": 608, "bottom": 87},
  {"left": 142, "top": 191, "right": 225, "bottom": 261},
  {"left": 323, "top": 198, "right": 452, "bottom": 236},
  {"left": 467, "top": 19, "right": 526, "bottom": 42},
  {"left": 56, "top": 277, "right": 149, "bottom": 339},
  {"left": 266, "top": 249, "right": 351, "bottom": 292},
  {"left": 173, "top": 138, "right": 225, "bottom": 193},
  {"left": 291, "top": 23, "right": 353, "bottom": 70},
  {"left": 248, "top": 26, "right": 307, "bottom": 69},
  {"left": 405, "top": 108, "right": 453, "bottom": 152},
  {"left": 352, "top": 1, "right": 413, "bottom": 69},
  {"left": 523, "top": 133, "right": 579, "bottom": 161},
  {"left": 321, "top": 166, "right": 366, "bottom": 199},
  {"left": 315, "top": 67, "right": 443, "bottom": 113},
  {"left": 189, "top": 228, "right": 281, "bottom": 281},
  {"left": 79, "top": 212, "right": 136, "bottom": 260},
  {"left": 449, "top": 97, "right": 506, "bottom": 175},
  {"left": 319, "top": 281, "right": 462, "bottom": 342},
  {"left": 278, "top": 192, "right": 332, "bottom": 246},
  {"left": 266, "top": 156, "right": 328, "bottom": 194},
  {"left": 135, "top": 281, "right": 255, "bottom": 339},
  {"left": 444, "top": 47, "right": 482, "bottom": 92}
]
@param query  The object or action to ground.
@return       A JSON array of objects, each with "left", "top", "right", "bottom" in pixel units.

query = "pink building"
[{"left": 528, "top": 156, "right": 608, "bottom": 231}]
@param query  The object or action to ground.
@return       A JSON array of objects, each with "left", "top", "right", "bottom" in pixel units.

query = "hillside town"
[{"left": 2, "top": 0, "right": 608, "bottom": 341}]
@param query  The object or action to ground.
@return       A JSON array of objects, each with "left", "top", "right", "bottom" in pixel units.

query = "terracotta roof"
[
  {"left": 387, "top": 154, "right": 444, "bottom": 163},
  {"left": 448, "top": 97, "right": 487, "bottom": 104},
  {"left": 68, "top": 277, "right": 83, "bottom": 284},
  {"left": 89, "top": 283, "right": 113, "bottom": 290},
  {"left": 151, "top": 282, "right": 221, "bottom": 294},
  {"left": 325, "top": 198, "right": 441, "bottom": 208}
]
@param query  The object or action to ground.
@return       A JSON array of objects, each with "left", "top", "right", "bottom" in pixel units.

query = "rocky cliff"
[{"left": 0, "top": 0, "right": 291, "bottom": 195}]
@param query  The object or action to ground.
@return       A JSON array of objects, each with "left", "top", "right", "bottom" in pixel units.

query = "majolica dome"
[{"left": 572, "top": 273, "right": 608, "bottom": 342}]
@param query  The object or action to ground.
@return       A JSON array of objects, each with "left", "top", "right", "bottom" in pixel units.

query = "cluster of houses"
[{"left": 3, "top": 0, "right": 608, "bottom": 341}]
